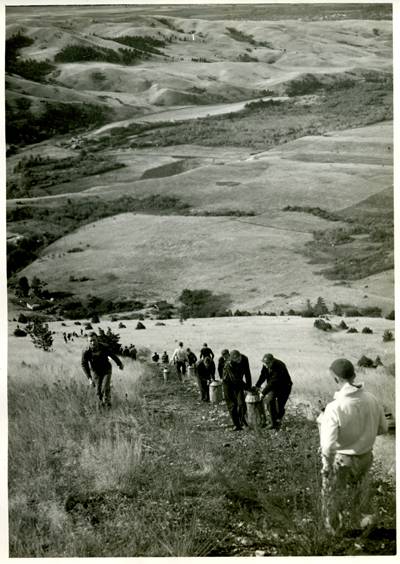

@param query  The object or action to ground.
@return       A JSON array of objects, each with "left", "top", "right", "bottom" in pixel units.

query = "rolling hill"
[{"left": 6, "top": 4, "right": 393, "bottom": 316}]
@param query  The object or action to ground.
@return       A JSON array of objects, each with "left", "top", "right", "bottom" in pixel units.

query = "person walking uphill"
[
  {"left": 222, "top": 349, "right": 252, "bottom": 431},
  {"left": 200, "top": 343, "right": 214, "bottom": 360},
  {"left": 195, "top": 356, "right": 214, "bottom": 402},
  {"left": 317, "top": 358, "right": 388, "bottom": 535},
  {"left": 255, "top": 353, "right": 292, "bottom": 430},
  {"left": 172, "top": 342, "right": 188, "bottom": 379},
  {"left": 81, "top": 332, "right": 124, "bottom": 408}
]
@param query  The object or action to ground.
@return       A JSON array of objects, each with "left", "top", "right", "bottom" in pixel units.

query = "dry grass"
[{"left": 8, "top": 321, "right": 395, "bottom": 556}]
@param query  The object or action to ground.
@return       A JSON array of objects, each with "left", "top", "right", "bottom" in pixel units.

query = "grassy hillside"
[
  {"left": 5, "top": 8, "right": 392, "bottom": 147},
  {"left": 8, "top": 315, "right": 396, "bottom": 556},
  {"left": 6, "top": 6, "right": 393, "bottom": 314}
]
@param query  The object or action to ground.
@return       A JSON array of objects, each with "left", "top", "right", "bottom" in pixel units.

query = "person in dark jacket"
[
  {"left": 217, "top": 349, "right": 230, "bottom": 380},
  {"left": 222, "top": 349, "right": 252, "bottom": 431},
  {"left": 81, "top": 332, "right": 124, "bottom": 408},
  {"left": 186, "top": 348, "right": 198, "bottom": 367},
  {"left": 161, "top": 351, "right": 169, "bottom": 364},
  {"left": 255, "top": 353, "right": 292, "bottom": 430},
  {"left": 200, "top": 343, "right": 214, "bottom": 360},
  {"left": 152, "top": 352, "right": 160, "bottom": 363},
  {"left": 195, "top": 357, "right": 213, "bottom": 402}
]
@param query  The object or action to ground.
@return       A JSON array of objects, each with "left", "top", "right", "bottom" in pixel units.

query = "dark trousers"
[
  {"left": 196, "top": 376, "right": 210, "bottom": 402},
  {"left": 223, "top": 382, "right": 247, "bottom": 429},
  {"left": 93, "top": 371, "right": 112, "bottom": 407},
  {"left": 264, "top": 385, "right": 292, "bottom": 427},
  {"left": 175, "top": 360, "right": 186, "bottom": 376}
]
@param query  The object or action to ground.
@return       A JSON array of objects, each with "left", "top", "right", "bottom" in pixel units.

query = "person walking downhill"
[
  {"left": 195, "top": 356, "right": 214, "bottom": 402},
  {"left": 172, "top": 341, "right": 188, "bottom": 379},
  {"left": 255, "top": 353, "right": 292, "bottom": 430},
  {"left": 222, "top": 349, "right": 252, "bottom": 431},
  {"left": 317, "top": 358, "right": 388, "bottom": 535},
  {"left": 81, "top": 332, "right": 124, "bottom": 409}
]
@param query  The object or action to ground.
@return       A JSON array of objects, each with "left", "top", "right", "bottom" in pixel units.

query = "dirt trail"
[{"left": 88, "top": 95, "right": 289, "bottom": 137}]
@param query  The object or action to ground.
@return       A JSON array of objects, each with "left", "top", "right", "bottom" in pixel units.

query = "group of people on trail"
[{"left": 81, "top": 331, "right": 388, "bottom": 536}]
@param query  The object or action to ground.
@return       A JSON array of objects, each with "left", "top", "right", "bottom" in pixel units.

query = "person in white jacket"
[
  {"left": 317, "top": 358, "right": 388, "bottom": 534},
  {"left": 172, "top": 341, "right": 188, "bottom": 379}
]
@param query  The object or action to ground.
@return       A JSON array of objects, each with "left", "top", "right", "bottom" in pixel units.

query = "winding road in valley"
[{"left": 87, "top": 95, "right": 289, "bottom": 137}]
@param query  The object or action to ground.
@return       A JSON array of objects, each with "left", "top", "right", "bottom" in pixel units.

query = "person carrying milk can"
[
  {"left": 255, "top": 353, "right": 292, "bottom": 430},
  {"left": 161, "top": 351, "right": 169, "bottom": 364},
  {"left": 222, "top": 349, "right": 252, "bottom": 431},
  {"left": 81, "top": 332, "right": 124, "bottom": 409},
  {"left": 172, "top": 341, "right": 188, "bottom": 377},
  {"left": 217, "top": 349, "right": 230, "bottom": 380},
  {"left": 195, "top": 356, "right": 214, "bottom": 402},
  {"left": 317, "top": 358, "right": 388, "bottom": 535}
]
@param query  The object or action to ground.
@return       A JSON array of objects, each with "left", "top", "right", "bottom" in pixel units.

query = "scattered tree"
[{"left": 26, "top": 319, "right": 53, "bottom": 351}]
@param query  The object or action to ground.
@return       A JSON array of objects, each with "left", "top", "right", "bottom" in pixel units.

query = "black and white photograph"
[{"left": 4, "top": 0, "right": 396, "bottom": 558}]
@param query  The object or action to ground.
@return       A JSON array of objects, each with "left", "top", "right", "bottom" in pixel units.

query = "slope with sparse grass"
[{"left": 8, "top": 314, "right": 395, "bottom": 557}]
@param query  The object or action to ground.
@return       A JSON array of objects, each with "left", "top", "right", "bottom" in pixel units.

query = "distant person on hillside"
[
  {"left": 195, "top": 357, "right": 214, "bottom": 402},
  {"left": 255, "top": 353, "right": 293, "bottom": 430},
  {"left": 161, "top": 351, "right": 169, "bottom": 364},
  {"left": 317, "top": 358, "right": 388, "bottom": 535},
  {"left": 186, "top": 348, "right": 198, "bottom": 367},
  {"left": 222, "top": 349, "right": 252, "bottom": 431},
  {"left": 172, "top": 342, "right": 188, "bottom": 378},
  {"left": 129, "top": 344, "right": 137, "bottom": 360},
  {"left": 81, "top": 332, "right": 124, "bottom": 409},
  {"left": 217, "top": 349, "right": 230, "bottom": 380},
  {"left": 200, "top": 343, "right": 214, "bottom": 360},
  {"left": 152, "top": 352, "right": 160, "bottom": 363}
]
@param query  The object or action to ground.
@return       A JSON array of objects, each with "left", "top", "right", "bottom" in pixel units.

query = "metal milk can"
[
  {"left": 188, "top": 365, "right": 196, "bottom": 378},
  {"left": 245, "top": 390, "right": 266, "bottom": 429},
  {"left": 163, "top": 368, "right": 169, "bottom": 382},
  {"left": 209, "top": 380, "right": 223, "bottom": 404}
]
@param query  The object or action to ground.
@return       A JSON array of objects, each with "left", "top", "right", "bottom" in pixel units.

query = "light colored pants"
[{"left": 321, "top": 451, "right": 373, "bottom": 533}]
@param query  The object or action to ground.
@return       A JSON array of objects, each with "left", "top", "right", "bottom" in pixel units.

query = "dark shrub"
[
  {"left": 338, "top": 320, "right": 348, "bottom": 330},
  {"left": 118, "top": 322, "right": 126, "bottom": 329},
  {"left": 155, "top": 322, "right": 166, "bottom": 326},
  {"left": 314, "top": 319, "right": 332, "bottom": 331},
  {"left": 26, "top": 320, "right": 53, "bottom": 351},
  {"left": 383, "top": 330, "right": 394, "bottom": 342},
  {"left": 357, "top": 355, "right": 375, "bottom": 368},
  {"left": 347, "top": 327, "right": 358, "bottom": 333},
  {"left": 14, "top": 327, "right": 27, "bottom": 337},
  {"left": 374, "top": 355, "right": 383, "bottom": 366},
  {"left": 385, "top": 310, "right": 395, "bottom": 320},
  {"left": 362, "top": 327, "right": 373, "bottom": 334},
  {"left": 74, "top": 321, "right": 81, "bottom": 325},
  {"left": 136, "top": 321, "right": 146, "bottom": 330},
  {"left": 85, "top": 323, "right": 93, "bottom": 330},
  {"left": 17, "top": 313, "right": 28, "bottom": 324},
  {"left": 91, "top": 313, "right": 100, "bottom": 324}
]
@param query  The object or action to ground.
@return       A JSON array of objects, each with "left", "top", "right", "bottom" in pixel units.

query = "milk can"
[
  {"left": 245, "top": 390, "right": 266, "bottom": 429},
  {"left": 209, "top": 380, "right": 223, "bottom": 404},
  {"left": 188, "top": 365, "right": 196, "bottom": 378},
  {"left": 163, "top": 368, "right": 169, "bottom": 382}
]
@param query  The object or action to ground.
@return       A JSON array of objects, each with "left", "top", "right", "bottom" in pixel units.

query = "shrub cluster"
[
  {"left": 6, "top": 32, "right": 54, "bottom": 82},
  {"left": 6, "top": 100, "right": 111, "bottom": 147}
]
